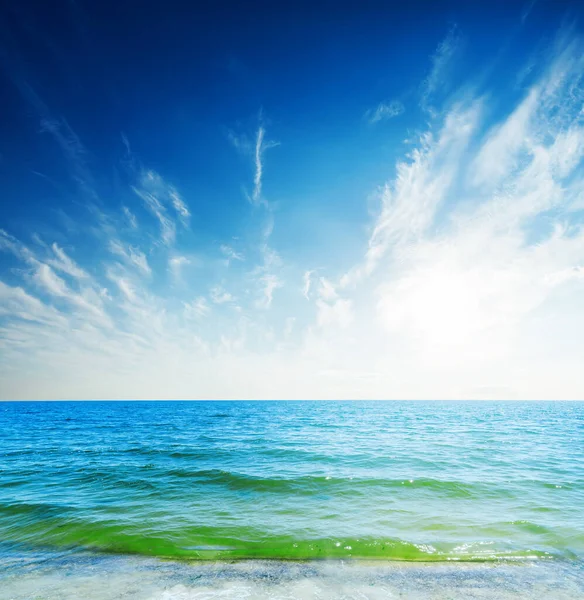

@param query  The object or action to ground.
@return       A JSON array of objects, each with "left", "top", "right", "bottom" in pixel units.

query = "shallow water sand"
[
  {"left": 2, "top": 401, "right": 583, "bottom": 598},
  {"left": 2, "top": 553, "right": 584, "bottom": 600}
]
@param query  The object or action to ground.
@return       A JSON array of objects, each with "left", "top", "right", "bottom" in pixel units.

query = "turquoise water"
[{"left": 0, "top": 401, "right": 583, "bottom": 565}]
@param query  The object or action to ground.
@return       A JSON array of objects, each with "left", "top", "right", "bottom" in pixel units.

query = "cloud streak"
[
  {"left": 420, "top": 24, "right": 461, "bottom": 114},
  {"left": 220, "top": 244, "right": 245, "bottom": 264},
  {"left": 132, "top": 169, "right": 191, "bottom": 246},
  {"left": 252, "top": 125, "right": 279, "bottom": 207},
  {"left": 365, "top": 100, "right": 405, "bottom": 124},
  {"left": 109, "top": 241, "right": 151, "bottom": 276}
]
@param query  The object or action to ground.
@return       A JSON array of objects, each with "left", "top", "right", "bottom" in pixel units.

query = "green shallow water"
[{"left": 0, "top": 401, "right": 583, "bottom": 563}]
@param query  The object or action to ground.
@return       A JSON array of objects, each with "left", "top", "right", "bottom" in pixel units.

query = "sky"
[{"left": 0, "top": 0, "right": 583, "bottom": 400}]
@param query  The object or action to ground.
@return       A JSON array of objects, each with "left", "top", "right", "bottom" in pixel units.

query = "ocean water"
[{"left": 1, "top": 400, "right": 583, "bottom": 599}]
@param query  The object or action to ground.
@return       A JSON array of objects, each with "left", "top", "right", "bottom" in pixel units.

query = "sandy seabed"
[{"left": 1, "top": 551, "right": 584, "bottom": 600}]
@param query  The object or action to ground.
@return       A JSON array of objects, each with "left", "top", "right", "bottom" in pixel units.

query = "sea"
[{"left": 0, "top": 400, "right": 583, "bottom": 599}]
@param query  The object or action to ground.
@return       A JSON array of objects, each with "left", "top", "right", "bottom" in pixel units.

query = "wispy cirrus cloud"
[
  {"left": 210, "top": 285, "right": 235, "bottom": 304},
  {"left": 229, "top": 117, "right": 280, "bottom": 208},
  {"left": 31, "top": 262, "right": 111, "bottom": 328},
  {"left": 168, "top": 255, "right": 191, "bottom": 280},
  {"left": 131, "top": 169, "right": 191, "bottom": 246},
  {"left": 109, "top": 240, "right": 151, "bottom": 276},
  {"left": 0, "top": 233, "right": 100, "bottom": 325},
  {"left": 122, "top": 206, "right": 138, "bottom": 229},
  {"left": 48, "top": 243, "right": 89, "bottom": 280},
  {"left": 228, "top": 119, "right": 283, "bottom": 309},
  {"left": 183, "top": 296, "right": 210, "bottom": 319},
  {"left": 521, "top": 0, "right": 538, "bottom": 24},
  {"left": 331, "top": 30, "right": 584, "bottom": 397},
  {"left": 227, "top": 130, "right": 252, "bottom": 154},
  {"left": 220, "top": 244, "right": 245, "bottom": 264},
  {"left": 252, "top": 125, "right": 280, "bottom": 207},
  {"left": 365, "top": 100, "right": 404, "bottom": 124},
  {"left": 1, "top": 26, "right": 584, "bottom": 400},
  {"left": 302, "top": 270, "right": 314, "bottom": 300},
  {"left": 341, "top": 98, "right": 482, "bottom": 288},
  {"left": 420, "top": 24, "right": 462, "bottom": 114},
  {"left": 256, "top": 273, "right": 282, "bottom": 309},
  {"left": 0, "top": 280, "right": 68, "bottom": 328}
]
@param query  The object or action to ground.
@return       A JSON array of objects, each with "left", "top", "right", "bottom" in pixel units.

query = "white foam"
[
  {"left": 154, "top": 580, "right": 396, "bottom": 600},
  {"left": 1, "top": 556, "right": 583, "bottom": 600}
]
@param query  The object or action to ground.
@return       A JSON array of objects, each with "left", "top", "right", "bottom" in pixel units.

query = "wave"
[
  {"left": 2, "top": 465, "right": 561, "bottom": 499},
  {"left": 1, "top": 499, "right": 579, "bottom": 562},
  {"left": 115, "top": 469, "right": 501, "bottom": 497},
  {"left": 0, "top": 520, "right": 561, "bottom": 562}
]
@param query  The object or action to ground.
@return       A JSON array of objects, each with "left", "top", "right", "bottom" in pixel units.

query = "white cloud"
[
  {"left": 0, "top": 229, "right": 36, "bottom": 264},
  {"left": 109, "top": 240, "right": 151, "bottom": 275},
  {"left": 33, "top": 262, "right": 70, "bottom": 297},
  {"left": 421, "top": 24, "right": 461, "bottom": 114},
  {"left": 169, "top": 255, "right": 191, "bottom": 280},
  {"left": 0, "top": 232, "right": 111, "bottom": 331},
  {"left": 345, "top": 32, "right": 584, "bottom": 390},
  {"left": 317, "top": 277, "right": 338, "bottom": 302},
  {"left": 316, "top": 297, "right": 353, "bottom": 329},
  {"left": 210, "top": 286, "right": 235, "bottom": 304},
  {"left": 32, "top": 263, "right": 110, "bottom": 326},
  {"left": 366, "top": 100, "right": 404, "bottom": 124},
  {"left": 0, "top": 280, "right": 67, "bottom": 328},
  {"left": 49, "top": 244, "right": 89, "bottom": 279},
  {"left": 360, "top": 100, "right": 481, "bottom": 279},
  {"left": 228, "top": 123, "right": 283, "bottom": 310},
  {"left": 256, "top": 273, "right": 282, "bottom": 309},
  {"left": 544, "top": 266, "right": 584, "bottom": 287},
  {"left": 220, "top": 244, "right": 244, "bottom": 264},
  {"left": 169, "top": 188, "right": 190, "bottom": 226},
  {"left": 253, "top": 127, "right": 266, "bottom": 205},
  {"left": 132, "top": 170, "right": 190, "bottom": 246},
  {"left": 133, "top": 184, "right": 176, "bottom": 245},
  {"left": 229, "top": 122, "right": 279, "bottom": 208},
  {"left": 2, "top": 27, "right": 584, "bottom": 400},
  {"left": 227, "top": 130, "right": 251, "bottom": 154},
  {"left": 471, "top": 88, "right": 539, "bottom": 187},
  {"left": 521, "top": 0, "right": 538, "bottom": 24},
  {"left": 110, "top": 274, "right": 137, "bottom": 303},
  {"left": 252, "top": 125, "right": 279, "bottom": 207},
  {"left": 123, "top": 206, "right": 138, "bottom": 229},
  {"left": 184, "top": 297, "right": 210, "bottom": 319},
  {"left": 284, "top": 317, "right": 295, "bottom": 337},
  {"left": 302, "top": 270, "right": 313, "bottom": 300}
]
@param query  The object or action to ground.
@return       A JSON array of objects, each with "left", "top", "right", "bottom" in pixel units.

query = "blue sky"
[{"left": 1, "top": 0, "right": 583, "bottom": 399}]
